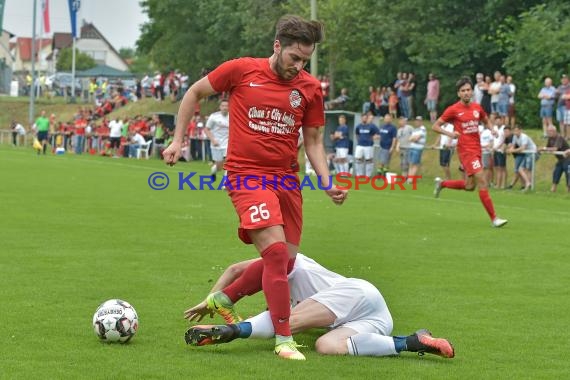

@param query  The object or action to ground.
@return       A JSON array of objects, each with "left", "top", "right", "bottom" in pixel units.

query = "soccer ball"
[{"left": 93, "top": 299, "right": 139, "bottom": 343}]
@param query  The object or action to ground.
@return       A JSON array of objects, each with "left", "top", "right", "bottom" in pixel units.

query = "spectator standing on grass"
[
  {"left": 497, "top": 75, "right": 511, "bottom": 120},
  {"left": 556, "top": 74, "right": 570, "bottom": 138},
  {"left": 395, "top": 116, "right": 413, "bottom": 176},
  {"left": 508, "top": 126, "right": 538, "bottom": 192},
  {"left": 407, "top": 73, "right": 417, "bottom": 119},
  {"left": 480, "top": 119, "right": 494, "bottom": 187},
  {"left": 11, "top": 120, "right": 26, "bottom": 147},
  {"left": 74, "top": 114, "right": 88, "bottom": 155},
  {"left": 538, "top": 77, "right": 557, "bottom": 138},
  {"left": 332, "top": 114, "right": 350, "bottom": 175},
  {"left": 354, "top": 114, "right": 379, "bottom": 177},
  {"left": 555, "top": 74, "right": 570, "bottom": 138},
  {"left": 492, "top": 115, "right": 507, "bottom": 189},
  {"left": 425, "top": 73, "right": 440, "bottom": 123},
  {"left": 388, "top": 87, "right": 398, "bottom": 119},
  {"left": 376, "top": 114, "right": 397, "bottom": 175},
  {"left": 540, "top": 125, "right": 570, "bottom": 192},
  {"left": 108, "top": 117, "right": 123, "bottom": 158},
  {"left": 204, "top": 99, "right": 230, "bottom": 181},
  {"left": 489, "top": 71, "right": 502, "bottom": 114},
  {"left": 506, "top": 75, "right": 516, "bottom": 128},
  {"left": 473, "top": 73, "right": 485, "bottom": 105},
  {"left": 481, "top": 75, "right": 492, "bottom": 115},
  {"left": 407, "top": 116, "right": 426, "bottom": 183}
]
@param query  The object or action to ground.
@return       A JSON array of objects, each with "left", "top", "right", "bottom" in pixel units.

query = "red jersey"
[
  {"left": 75, "top": 119, "right": 87, "bottom": 135},
  {"left": 440, "top": 101, "right": 487, "bottom": 154},
  {"left": 208, "top": 57, "right": 324, "bottom": 173}
]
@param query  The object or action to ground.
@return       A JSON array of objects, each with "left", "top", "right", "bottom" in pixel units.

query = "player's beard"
[
  {"left": 276, "top": 51, "right": 299, "bottom": 81},
  {"left": 460, "top": 93, "right": 472, "bottom": 104}
]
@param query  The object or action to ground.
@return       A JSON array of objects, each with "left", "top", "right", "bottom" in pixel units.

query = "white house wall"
[{"left": 77, "top": 39, "right": 128, "bottom": 71}]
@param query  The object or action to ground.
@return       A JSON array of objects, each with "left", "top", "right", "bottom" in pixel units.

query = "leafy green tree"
[
  {"left": 502, "top": 1, "right": 570, "bottom": 126},
  {"left": 56, "top": 48, "right": 96, "bottom": 71},
  {"left": 136, "top": 0, "right": 567, "bottom": 124},
  {"left": 119, "top": 47, "right": 135, "bottom": 60}
]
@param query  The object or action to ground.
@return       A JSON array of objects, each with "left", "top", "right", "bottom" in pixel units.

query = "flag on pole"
[
  {"left": 68, "top": 0, "right": 81, "bottom": 38},
  {"left": 42, "top": 0, "right": 51, "bottom": 33},
  {"left": 0, "top": 0, "right": 6, "bottom": 32}
]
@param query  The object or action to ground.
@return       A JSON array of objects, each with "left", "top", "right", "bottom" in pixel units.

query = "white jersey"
[
  {"left": 206, "top": 111, "right": 229, "bottom": 148},
  {"left": 492, "top": 125, "right": 505, "bottom": 151},
  {"left": 109, "top": 120, "right": 123, "bottom": 138},
  {"left": 409, "top": 125, "right": 426, "bottom": 149},
  {"left": 439, "top": 123, "right": 457, "bottom": 148},
  {"left": 288, "top": 254, "right": 394, "bottom": 335},
  {"left": 288, "top": 254, "right": 346, "bottom": 307},
  {"left": 480, "top": 129, "right": 493, "bottom": 153},
  {"left": 14, "top": 124, "right": 26, "bottom": 135}
]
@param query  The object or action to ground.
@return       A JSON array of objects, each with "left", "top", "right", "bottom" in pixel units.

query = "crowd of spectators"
[{"left": 8, "top": 69, "right": 570, "bottom": 192}]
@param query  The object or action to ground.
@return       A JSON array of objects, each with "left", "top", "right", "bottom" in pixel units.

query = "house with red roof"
[{"left": 11, "top": 22, "right": 128, "bottom": 74}]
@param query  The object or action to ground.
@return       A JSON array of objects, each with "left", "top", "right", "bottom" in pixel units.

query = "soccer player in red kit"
[
  {"left": 162, "top": 15, "right": 348, "bottom": 360},
  {"left": 432, "top": 76, "right": 508, "bottom": 228}
]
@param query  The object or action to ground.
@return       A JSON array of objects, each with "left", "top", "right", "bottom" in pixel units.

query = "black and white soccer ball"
[{"left": 93, "top": 299, "right": 139, "bottom": 343}]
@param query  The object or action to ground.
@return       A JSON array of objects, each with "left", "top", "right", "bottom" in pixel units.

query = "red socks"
[
  {"left": 478, "top": 189, "right": 496, "bottom": 220},
  {"left": 223, "top": 256, "right": 296, "bottom": 304},
  {"left": 223, "top": 259, "right": 264, "bottom": 303},
  {"left": 260, "top": 242, "right": 291, "bottom": 336},
  {"left": 442, "top": 179, "right": 466, "bottom": 190}
]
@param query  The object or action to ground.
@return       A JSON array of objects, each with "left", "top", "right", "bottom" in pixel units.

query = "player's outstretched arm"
[
  {"left": 432, "top": 118, "right": 459, "bottom": 139},
  {"left": 163, "top": 77, "right": 216, "bottom": 166},
  {"left": 183, "top": 258, "right": 260, "bottom": 321}
]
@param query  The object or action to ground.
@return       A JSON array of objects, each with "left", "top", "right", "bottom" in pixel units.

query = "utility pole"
[
  {"left": 310, "top": 0, "right": 317, "bottom": 78},
  {"left": 29, "top": 0, "right": 37, "bottom": 125}
]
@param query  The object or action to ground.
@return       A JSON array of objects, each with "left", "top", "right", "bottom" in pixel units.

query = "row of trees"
[{"left": 137, "top": 0, "right": 569, "bottom": 126}]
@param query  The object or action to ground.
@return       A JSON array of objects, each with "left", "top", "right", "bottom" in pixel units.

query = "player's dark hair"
[
  {"left": 503, "top": 126, "right": 511, "bottom": 130},
  {"left": 455, "top": 76, "right": 473, "bottom": 91},
  {"left": 275, "top": 15, "right": 324, "bottom": 48}
]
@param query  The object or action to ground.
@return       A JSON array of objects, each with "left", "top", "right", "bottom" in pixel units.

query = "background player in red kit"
[
  {"left": 162, "top": 15, "right": 348, "bottom": 360},
  {"left": 432, "top": 76, "right": 507, "bottom": 228}
]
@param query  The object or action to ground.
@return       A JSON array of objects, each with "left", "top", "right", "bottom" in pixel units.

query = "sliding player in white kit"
[
  {"left": 184, "top": 254, "right": 454, "bottom": 359},
  {"left": 204, "top": 99, "right": 229, "bottom": 181}
]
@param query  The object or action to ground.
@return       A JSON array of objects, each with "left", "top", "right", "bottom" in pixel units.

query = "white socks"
[
  {"left": 244, "top": 311, "right": 275, "bottom": 339},
  {"left": 365, "top": 162, "right": 374, "bottom": 177},
  {"left": 355, "top": 161, "right": 365, "bottom": 176},
  {"left": 346, "top": 333, "right": 398, "bottom": 356}
]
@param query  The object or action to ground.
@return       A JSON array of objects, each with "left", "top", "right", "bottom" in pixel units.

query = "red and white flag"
[{"left": 42, "top": 0, "right": 51, "bottom": 33}]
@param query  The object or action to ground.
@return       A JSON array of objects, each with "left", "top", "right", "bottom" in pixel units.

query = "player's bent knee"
[{"left": 315, "top": 336, "right": 348, "bottom": 355}]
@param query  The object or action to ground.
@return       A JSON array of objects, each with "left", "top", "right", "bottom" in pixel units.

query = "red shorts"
[
  {"left": 458, "top": 150, "right": 483, "bottom": 176},
  {"left": 226, "top": 172, "right": 303, "bottom": 246}
]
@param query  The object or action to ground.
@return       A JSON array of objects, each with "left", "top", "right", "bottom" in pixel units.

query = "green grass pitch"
[{"left": 1, "top": 145, "right": 568, "bottom": 379}]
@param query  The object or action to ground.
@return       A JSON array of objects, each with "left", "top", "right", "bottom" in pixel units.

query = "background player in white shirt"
[
  {"left": 204, "top": 99, "right": 230, "bottom": 181},
  {"left": 431, "top": 123, "right": 456, "bottom": 180},
  {"left": 479, "top": 123, "right": 495, "bottom": 186},
  {"left": 492, "top": 116, "right": 507, "bottom": 189},
  {"left": 184, "top": 254, "right": 454, "bottom": 359}
]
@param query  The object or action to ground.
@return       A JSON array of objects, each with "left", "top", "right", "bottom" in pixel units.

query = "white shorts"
[
  {"left": 335, "top": 148, "right": 349, "bottom": 159},
  {"left": 310, "top": 278, "right": 393, "bottom": 335},
  {"left": 354, "top": 146, "right": 374, "bottom": 161},
  {"left": 211, "top": 146, "right": 227, "bottom": 162}
]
